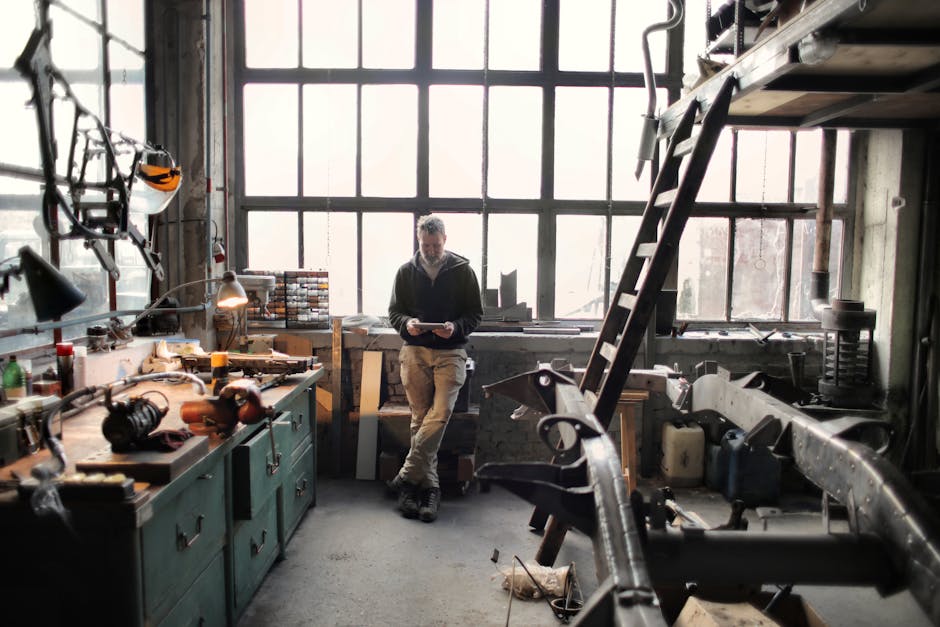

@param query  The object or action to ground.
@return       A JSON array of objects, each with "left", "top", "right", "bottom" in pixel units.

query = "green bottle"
[{"left": 3, "top": 355, "right": 26, "bottom": 400}]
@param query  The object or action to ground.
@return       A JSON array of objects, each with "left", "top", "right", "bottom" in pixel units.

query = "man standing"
[{"left": 387, "top": 214, "right": 483, "bottom": 522}]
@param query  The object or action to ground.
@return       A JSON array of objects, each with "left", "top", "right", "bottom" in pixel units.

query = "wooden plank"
[
  {"left": 331, "top": 318, "right": 343, "bottom": 476},
  {"left": 355, "top": 351, "right": 382, "bottom": 480},
  {"left": 76, "top": 436, "right": 209, "bottom": 485},
  {"left": 315, "top": 386, "right": 332, "bottom": 423}
]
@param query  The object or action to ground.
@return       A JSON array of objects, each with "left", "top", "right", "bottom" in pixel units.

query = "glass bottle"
[{"left": 2, "top": 355, "right": 26, "bottom": 400}]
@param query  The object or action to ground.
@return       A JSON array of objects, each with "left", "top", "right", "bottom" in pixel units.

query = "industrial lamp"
[
  {"left": 125, "top": 270, "right": 249, "bottom": 333},
  {"left": 0, "top": 245, "right": 86, "bottom": 322}
]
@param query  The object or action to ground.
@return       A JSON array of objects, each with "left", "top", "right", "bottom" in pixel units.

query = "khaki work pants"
[{"left": 397, "top": 345, "right": 467, "bottom": 488}]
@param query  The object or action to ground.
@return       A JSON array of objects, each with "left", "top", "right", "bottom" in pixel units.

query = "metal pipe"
[
  {"left": 811, "top": 128, "right": 838, "bottom": 317},
  {"left": 645, "top": 531, "right": 895, "bottom": 587},
  {"left": 636, "top": 0, "right": 684, "bottom": 179}
]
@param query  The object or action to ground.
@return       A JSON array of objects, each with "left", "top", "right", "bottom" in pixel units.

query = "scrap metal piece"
[
  {"left": 481, "top": 366, "right": 578, "bottom": 415},
  {"left": 692, "top": 373, "right": 940, "bottom": 623}
]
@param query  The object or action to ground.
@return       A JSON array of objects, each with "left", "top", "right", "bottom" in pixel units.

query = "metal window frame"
[{"left": 230, "top": 0, "right": 852, "bottom": 323}]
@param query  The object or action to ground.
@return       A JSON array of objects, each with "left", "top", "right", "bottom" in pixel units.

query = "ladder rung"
[
  {"left": 599, "top": 341, "right": 617, "bottom": 363},
  {"left": 654, "top": 188, "right": 677, "bottom": 208},
  {"left": 618, "top": 292, "right": 637, "bottom": 310},
  {"left": 636, "top": 242, "right": 658, "bottom": 258},
  {"left": 673, "top": 134, "right": 698, "bottom": 158}
]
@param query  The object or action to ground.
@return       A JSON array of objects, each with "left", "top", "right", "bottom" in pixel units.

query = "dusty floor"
[{"left": 238, "top": 478, "right": 932, "bottom": 627}]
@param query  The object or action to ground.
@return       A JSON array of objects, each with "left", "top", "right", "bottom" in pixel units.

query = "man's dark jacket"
[{"left": 388, "top": 251, "right": 483, "bottom": 349}]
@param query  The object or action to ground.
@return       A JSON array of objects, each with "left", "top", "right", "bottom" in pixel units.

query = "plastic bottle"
[
  {"left": 56, "top": 342, "right": 75, "bottom": 397},
  {"left": 211, "top": 351, "right": 230, "bottom": 395},
  {"left": 3, "top": 355, "right": 27, "bottom": 400}
]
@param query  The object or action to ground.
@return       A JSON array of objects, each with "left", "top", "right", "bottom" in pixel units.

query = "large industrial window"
[
  {"left": 234, "top": 0, "right": 851, "bottom": 324},
  {"left": 0, "top": 0, "right": 147, "bottom": 354}
]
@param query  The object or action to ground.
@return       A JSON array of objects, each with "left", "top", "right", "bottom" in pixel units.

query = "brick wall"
[{"left": 293, "top": 328, "right": 823, "bottom": 479}]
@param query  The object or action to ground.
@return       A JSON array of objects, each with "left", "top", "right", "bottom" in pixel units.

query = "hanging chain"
[{"left": 756, "top": 132, "right": 769, "bottom": 269}]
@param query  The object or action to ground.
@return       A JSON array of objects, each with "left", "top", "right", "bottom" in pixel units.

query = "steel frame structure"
[{"left": 477, "top": 366, "right": 940, "bottom": 626}]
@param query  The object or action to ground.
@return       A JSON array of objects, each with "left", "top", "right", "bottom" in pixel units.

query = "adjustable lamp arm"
[{"left": 125, "top": 270, "right": 246, "bottom": 331}]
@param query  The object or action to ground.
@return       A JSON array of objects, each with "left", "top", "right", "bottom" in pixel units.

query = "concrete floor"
[{"left": 238, "top": 478, "right": 933, "bottom": 627}]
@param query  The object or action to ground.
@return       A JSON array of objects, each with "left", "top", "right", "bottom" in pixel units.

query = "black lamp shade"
[{"left": 18, "top": 246, "right": 86, "bottom": 322}]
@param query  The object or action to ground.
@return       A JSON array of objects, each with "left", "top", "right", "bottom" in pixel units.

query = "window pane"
[
  {"left": 303, "top": 84, "right": 357, "bottom": 197},
  {"left": 362, "top": 212, "right": 413, "bottom": 315},
  {"left": 243, "top": 84, "right": 298, "bottom": 196},
  {"left": 430, "top": 86, "right": 483, "bottom": 198},
  {"left": 556, "top": 215, "right": 607, "bottom": 319},
  {"left": 110, "top": 83, "right": 146, "bottom": 142},
  {"left": 361, "top": 85, "right": 417, "bottom": 197},
  {"left": 489, "top": 0, "right": 540, "bottom": 70},
  {"left": 60, "top": 238, "right": 109, "bottom": 342},
  {"left": 789, "top": 219, "right": 843, "bottom": 320},
  {"left": 555, "top": 87, "right": 608, "bottom": 200},
  {"left": 433, "top": 0, "right": 483, "bottom": 69},
  {"left": 303, "top": 0, "right": 358, "bottom": 68},
  {"left": 51, "top": 3, "right": 101, "bottom": 72},
  {"left": 107, "top": 0, "right": 145, "bottom": 50},
  {"left": 0, "top": 2, "right": 35, "bottom": 71},
  {"left": 486, "top": 213, "right": 538, "bottom": 316},
  {"left": 244, "top": 0, "right": 298, "bottom": 68},
  {"left": 677, "top": 217, "right": 728, "bottom": 320},
  {"left": 488, "top": 87, "right": 542, "bottom": 199},
  {"left": 615, "top": 0, "right": 666, "bottom": 72},
  {"left": 612, "top": 88, "right": 666, "bottom": 201},
  {"left": 303, "top": 212, "right": 358, "bottom": 316},
  {"left": 795, "top": 130, "right": 851, "bottom": 204},
  {"left": 115, "top": 224, "right": 151, "bottom": 315},
  {"left": 696, "top": 128, "right": 733, "bottom": 202},
  {"left": 610, "top": 215, "right": 642, "bottom": 302},
  {"left": 731, "top": 218, "right": 786, "bottom": 320},
  {"left": 0, "top": 83, "right": 40, "bottom": 172},
  {"left": 0, "top": 208, "right": 49, "bottom": 345},
  {"left": 834, "top": 130, "right": 850, "bottom": 204},
  {"left": 247, "top": 211, "right": 299, "bottom": 268},
  {"left": 439, "top": 213, "right": 482, "bottom": 283},
  {"left": 559, "top": 0, "right": 611, "bottom": 71},
  {"left": 363, "top": 0, "right": 415, "bottom": 69},
  {"left": 735, "top": 130, "right": 790, "bottom": 203},
  {"left": 793, "top": 129, "right": 822, "bottom": 205}
]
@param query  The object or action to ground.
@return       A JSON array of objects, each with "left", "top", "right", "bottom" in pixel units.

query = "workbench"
[{"left": 0, "top": 367, "right": 323, "bottom": 627}]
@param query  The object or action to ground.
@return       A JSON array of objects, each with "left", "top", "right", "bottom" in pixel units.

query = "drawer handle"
[
  {"left": 251, "top": 529, "right": 267, "bottom": 556},
  {"left": 266, "top": 421, "right": 281, "bottom": 475},
  {"left": 295, "top": 477, "right": 308, "bottom": 497},
  {"left": 291, "top": 414, "right": 303, "bottom": 431},
  {"left": 177, "top": 514, "right": 204, "bottom": 551}
]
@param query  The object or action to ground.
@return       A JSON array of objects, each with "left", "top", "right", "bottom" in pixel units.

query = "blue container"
[
  {"left": 721, "top": 428, "right": 781, "bottom": 506},
  {"left": 705, "top": 438, "right": 732, "bottom": 492}
]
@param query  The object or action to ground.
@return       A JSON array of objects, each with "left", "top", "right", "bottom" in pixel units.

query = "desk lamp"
[
  {"left": 124, "top": 270, "right": 248, "bottom": 334},
  {"left": 0, "top": 245, "right": 86, "bottom": 321}
]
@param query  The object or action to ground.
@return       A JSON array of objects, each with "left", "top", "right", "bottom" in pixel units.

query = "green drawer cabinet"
[
  {"left": 0, "top": 369, "right": 322, "bottom": 627},
  {"left": 233, "top": 492, "right": 281, "bottom": 615},
  {"left": 281, "top": 442, "right": 315, "bottom": 543},
  {"left": 276, "top": 387, "right": 312, "bottom": 454},
  {"left": 158, "top": 552, "right": 227, "bottom": 627},
  {"left": 143, "top": 454, "right": 226, "bottom": 622},
  {"left": 233, "top": 417, "right": 293, "bottom": 520}
]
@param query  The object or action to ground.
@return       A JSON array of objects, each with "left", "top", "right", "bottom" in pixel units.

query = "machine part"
[
  {"left": 819, "top": 299, "right": 877, "bottom": 408},
  {"left": 15, "top": 2, "right": 172, "bottom": 279},
  {"left": 179, "top": 378, "right": 271, "bottom": 436},
  {"left": 100, "top": 389, "right": 169, "bottom": 452},
  {"left": 477, "top": 365, "right": 940, "bottom": 625},
  {"left": 692, "top": 372, "right": 940, "bottom": 622},
  {"left": 86, "top": 325, "right": 110, "bottom": 352}
]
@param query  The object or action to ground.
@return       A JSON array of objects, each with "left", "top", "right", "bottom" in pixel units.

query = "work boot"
[
  {"left": 396, "top": 480, "right": 420, "bottom": 518},
  {"left": 418, "top": 487, "right": 441, "bottom": 523}
]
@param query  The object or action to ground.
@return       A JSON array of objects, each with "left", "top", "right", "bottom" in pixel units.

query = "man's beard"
[{"left": 421, "top": 252, "right": 444, "bottom": 266}]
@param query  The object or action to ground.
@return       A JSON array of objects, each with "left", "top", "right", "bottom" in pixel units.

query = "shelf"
[{"left": 661, "top": 0, "right": 940, "bottom": 134}]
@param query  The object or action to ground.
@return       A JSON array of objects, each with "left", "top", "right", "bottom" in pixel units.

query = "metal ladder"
[
  {"left": 533, "top": 75, "right": 737, "bottom": 565},
  {"left": 584, "top": 75, "right": 736, "bottom": 428}
]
